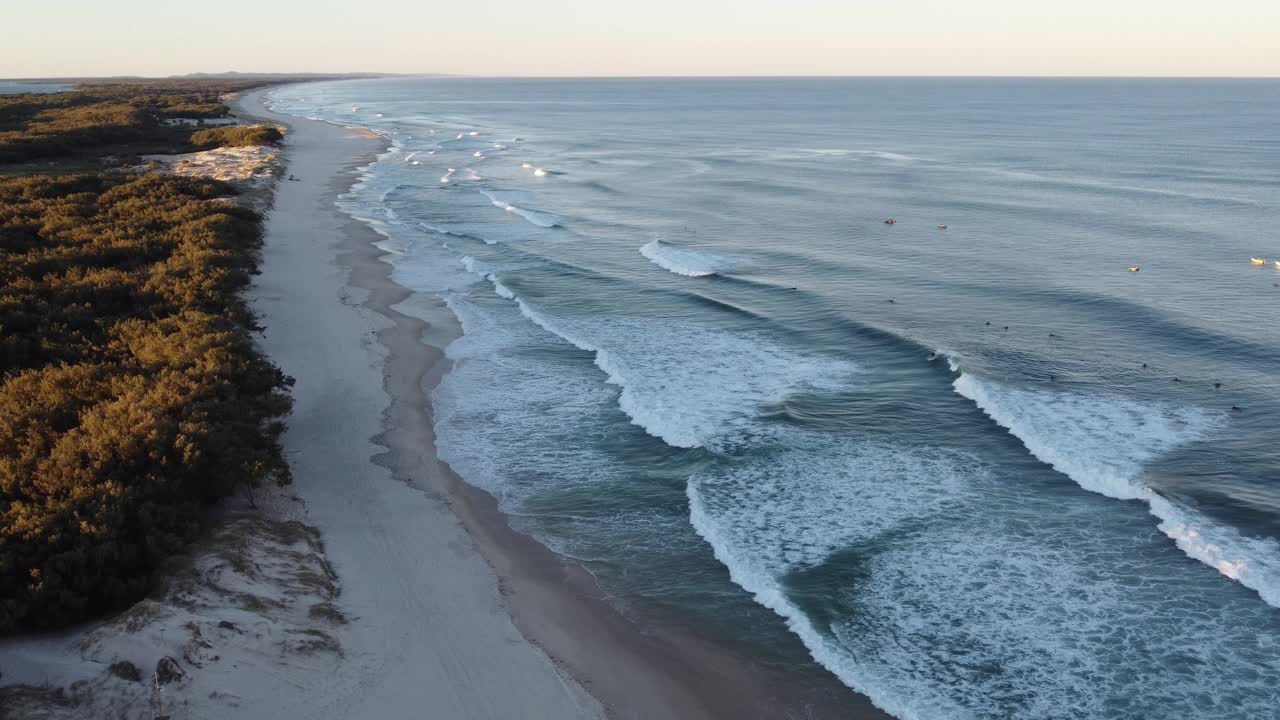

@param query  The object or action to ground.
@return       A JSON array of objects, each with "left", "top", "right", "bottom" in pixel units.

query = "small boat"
[
  {"left": 1250, "top": 257, "right": 1267, "bottom": 265},
  {"left": 1128, "top": 266, "right": 1140, "bottom": 272},
  {"left": 884, "top": 218, "right": 897, "bottom": 225},
  {"left": 938, "top": 224, "right": 948, "bottom": 229}
]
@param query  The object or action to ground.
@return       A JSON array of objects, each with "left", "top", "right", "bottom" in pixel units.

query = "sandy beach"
[
  {"left": 229, "top": 92, "right": 609, "bottom": 719},
  {"left": 0, "top": 85, "right": 884, "bottom": 720},
  {"left": 239, "top": 86, "right": 891, "bottom": 720}
]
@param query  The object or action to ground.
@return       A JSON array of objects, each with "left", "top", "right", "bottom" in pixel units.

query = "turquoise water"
[{"left": 268, "top": 78, "right": 1280, "bottom": 719}]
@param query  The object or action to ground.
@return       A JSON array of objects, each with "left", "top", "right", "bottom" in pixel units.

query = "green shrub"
[
  {"left": 0, "top": 81, "right": 268, "bottom": 164},
  {"left": 0, "top": 173, "right": 292, "bottom": 634},
  {"left": 189, "top": 125, "right": 283, "bottom": 151}
]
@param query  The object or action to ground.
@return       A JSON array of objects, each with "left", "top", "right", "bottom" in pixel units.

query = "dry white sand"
[
  {"left": 221, "top": 99, "right": 607, "bottom": 719},
  {"left": 142, "top": 142, "right": 278, "bottom": 185},
  {"left": 0, "top": 102, "right": 601, "bottom": 720}
]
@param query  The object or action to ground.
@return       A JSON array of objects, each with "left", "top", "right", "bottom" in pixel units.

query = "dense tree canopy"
[
  {"left": 0, "top": 170, "right": 292, "bottom": 633},
  {"left": 190, "top": 125, "right": 284, "bottom": 150},
  {"left": 0, "top": 80, "right": 274, "bottom": 164}
]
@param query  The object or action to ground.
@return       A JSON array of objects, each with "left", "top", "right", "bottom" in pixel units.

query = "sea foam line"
[
  {"left": 639, "top": 240, "right": 734, "bottom": 277},
  {"left": 687, "top": 482, "right": 923, "bottom": 720},
  {"left": 952, "top": 369, "right": 1280, "bottom": 608}
]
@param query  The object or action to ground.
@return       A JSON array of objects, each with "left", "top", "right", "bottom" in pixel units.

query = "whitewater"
[{"left": 267, "top": 77, "right": 1280, "bottom": 720}]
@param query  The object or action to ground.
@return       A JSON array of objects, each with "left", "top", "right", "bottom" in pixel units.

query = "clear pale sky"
[{"left": 9, "top": 0, "right": 1279, "bottom": 77}]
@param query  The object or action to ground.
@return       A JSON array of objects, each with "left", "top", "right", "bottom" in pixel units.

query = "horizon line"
[{"left": 5, "top": 73, "right": 1280, "bottom": 82}]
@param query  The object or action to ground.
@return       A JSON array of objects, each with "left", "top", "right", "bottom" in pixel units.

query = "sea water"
[
  {"left": 0, "top": 81, "right": 69, "bottom": 95},
  {"left": 268, "top": 78, "right": 1280, "bottom": 719}
]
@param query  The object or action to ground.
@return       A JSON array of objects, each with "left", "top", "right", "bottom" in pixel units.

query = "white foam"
[
  {"left": 481, "top": 191, "right": 561, "bottom": 228},
  {"left": 456, "top": 255, "right": 516, "bottom": 299},
  {"left": 502, "top": 299, "right": 858, "bottom": 449},
  {"left": 639, "top": 240, "right": 736, "bottom": 277},
  {"left": 490, "top": 200, "right": 558, "bottom": 227},
  {"left": 432, "top": 295, "right": 622, "bottom": 510},
  {"left": 490, "top": 279, "right": 516, "bottom": 299},
  {"left": 686, "top": 438, "right": 979, "bottom": 719},
  {"left": 1151, "top": 494, "right": 1280, "bottom": 607},
  {"left": 441, "top": 167, "right": 483, "bottom": 184},
  {"left": 418, "top": 222, "right": 497, "bottom": 245},
  {"left": 953, "top": 373, "right": 1280, "bottom": 607},
  {"left": 953, "top": 373, "right": 1215, "bottom": 500},
  {"left": 688, "top": 423, "right": 1280, "bottom": 719}
]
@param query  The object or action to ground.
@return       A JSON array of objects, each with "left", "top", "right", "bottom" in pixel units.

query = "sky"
[{"left": 8, "top": 0, "right": 1279, "bottom": 78}]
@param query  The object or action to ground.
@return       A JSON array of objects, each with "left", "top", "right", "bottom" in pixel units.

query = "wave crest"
[
  {"left": 640, "top": 240, "right": 736, "bottom": 277},
  {"left": 954, "top": 372, "right": 1280, "bottom": 607}
]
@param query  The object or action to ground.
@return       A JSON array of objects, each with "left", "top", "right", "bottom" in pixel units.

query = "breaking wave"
[
  {"left": 954, "top": 372, "right": 1280, "bottom": 607},
  {"left": 640, "top": 240, "right": 736, "bottom": 277}
]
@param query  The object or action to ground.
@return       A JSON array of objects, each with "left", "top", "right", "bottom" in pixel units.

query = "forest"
[
  {"left": 0, "top": 80, "right": 268, "bottom": 165},
  {"left": 0, "top": 82, "right": 293, "bottom": 633}
]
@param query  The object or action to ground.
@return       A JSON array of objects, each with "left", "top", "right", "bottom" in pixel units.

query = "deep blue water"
[{"left": 268, "top": 78, "right": 1280, "bottom": 719}]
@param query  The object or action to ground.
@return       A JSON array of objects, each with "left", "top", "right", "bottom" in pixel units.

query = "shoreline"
[{"left": 239, "top": 86, "right": 890, "bottom": 719}]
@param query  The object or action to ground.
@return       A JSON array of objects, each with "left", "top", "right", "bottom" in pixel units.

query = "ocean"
[
  {"left": 0, "top": 81, "right": 68, "bottom": 94},
  {"left": 266, "top": 77, "right": 1280, "bottom": 719}
]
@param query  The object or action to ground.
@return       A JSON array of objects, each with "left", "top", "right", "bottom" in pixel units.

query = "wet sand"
[{"left": 239, "top": 86, "right": 890, "bottom": 720}]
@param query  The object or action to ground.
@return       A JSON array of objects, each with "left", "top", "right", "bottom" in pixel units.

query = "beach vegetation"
[
  {"left": 189, "top": 125, "right": 284, "bottom": 150},
  {"left": 0, "top": 80, "right": 269, "bottom": 165},
  {"left": 0, "top": 170, "right": 293, "bottom": 634}
]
